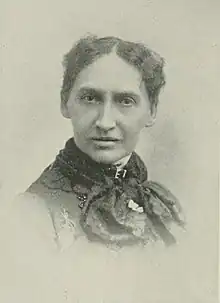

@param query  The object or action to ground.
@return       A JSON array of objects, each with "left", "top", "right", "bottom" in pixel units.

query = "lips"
[
  {"left": 91, "top": 137, "right": 120, "bottom": 142},
  {"left": 90, "top": 137, "right": 120, "bottom": 148}
]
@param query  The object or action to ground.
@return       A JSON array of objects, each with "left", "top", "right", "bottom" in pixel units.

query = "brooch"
[{"left": 128, "top": 199, "right": 144, "bottom": 213}]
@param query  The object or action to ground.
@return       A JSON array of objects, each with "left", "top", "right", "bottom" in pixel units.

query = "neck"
[
  {"left": 73, "top": 138, "right": 132, "bottom": 168},
  {"left": 114, "top": 154, "right": 132, "bottom": 169}
]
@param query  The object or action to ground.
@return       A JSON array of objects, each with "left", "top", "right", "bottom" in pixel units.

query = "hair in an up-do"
[{"left": 61, "top": 34, "right": 166, "bottom": 108}]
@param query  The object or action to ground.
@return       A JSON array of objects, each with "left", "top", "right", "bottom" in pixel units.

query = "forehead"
[{"left": 73, "top": 53, "right": 143, "bottom": 94}]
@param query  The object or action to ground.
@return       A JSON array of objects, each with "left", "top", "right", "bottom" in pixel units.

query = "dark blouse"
[{"left": 26, "top": 138, "right": 185, "bottom": 250}]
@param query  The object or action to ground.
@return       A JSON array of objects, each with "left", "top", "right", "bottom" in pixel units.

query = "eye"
[
  {"left": 80, "top": 94, "right": 97, "bottom": 103},
  {"left": 118, "top": 96, "right": 136, "bottom": 107}
]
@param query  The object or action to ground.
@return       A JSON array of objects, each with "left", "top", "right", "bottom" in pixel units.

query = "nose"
[{"left": 95, "top": 100, "right": 116, "bottom": 131}]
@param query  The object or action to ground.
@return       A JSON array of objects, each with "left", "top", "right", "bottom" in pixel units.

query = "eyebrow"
[
  {"left": 78, "top": 87, "right": 100, "bottom": 95},
  {"left": 78, "top": 86, "right": 140, "bottom": 99}
]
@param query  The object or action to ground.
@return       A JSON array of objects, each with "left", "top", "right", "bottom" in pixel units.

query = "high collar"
[
  {"left": 55, "top": 138, "right": 148, "bottom": 185},
  {"left": 74, "top": 139, "right": 132, "bottom": 170},
  {"left": 114, "top": 154, "right": 132, "bottom": 169}
]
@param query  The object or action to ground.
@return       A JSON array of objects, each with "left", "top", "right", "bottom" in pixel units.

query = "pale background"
[{"left": 0, "top": 0, "right": 219, "bottom": 302}]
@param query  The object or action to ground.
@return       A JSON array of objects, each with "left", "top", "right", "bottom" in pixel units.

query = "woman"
[{"left": 23, "top": 35, "right": 185, "bottom": 251}]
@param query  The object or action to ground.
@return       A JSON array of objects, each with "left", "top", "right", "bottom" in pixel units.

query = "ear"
[
  {"left": 145, "top": 104, "right": 157, "bottom": 127},
  {"left": 60, "top": 101, "right": 71, "bottom": 119}
]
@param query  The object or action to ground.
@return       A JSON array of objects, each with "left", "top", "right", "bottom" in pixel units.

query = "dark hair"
[{"left": 61, "top": 34, "right": 166, "bottom": 108}]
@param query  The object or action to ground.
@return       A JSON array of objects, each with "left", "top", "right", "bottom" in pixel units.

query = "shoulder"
[
  {"left": 27, "top": 162, "right": 72, "bottom": 196},
  {"left": 143, "top": 180, "right": 186, "bottom": 243},
  {"left": 23, "top": 165, "right": 85, "bottom": 250}
]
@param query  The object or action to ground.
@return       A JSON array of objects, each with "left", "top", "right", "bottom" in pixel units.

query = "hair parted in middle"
[{"left": 61, "top": 34, "right": 166, "bottom": 109}]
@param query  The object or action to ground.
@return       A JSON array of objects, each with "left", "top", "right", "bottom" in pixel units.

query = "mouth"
[
  {"left": 90, "top": 137, "right": 120, "bottom": 148},
  {"left": 91, "top": 137, "right": 120, "bottom": 142}
]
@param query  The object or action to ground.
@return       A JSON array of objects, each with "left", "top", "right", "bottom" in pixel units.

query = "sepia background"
[{"left": 0, "top": 0, "right": 219, "bottom": 302}]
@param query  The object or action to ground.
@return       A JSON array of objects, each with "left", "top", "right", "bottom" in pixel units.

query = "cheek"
[
  {"left": 121, "top": 120, "right": 143, "bottom": 144},
  {"left": 123, "top": 124, "right": 143, "bottom": 140},
  {"left": 120, "top": 109, "right": 149, "bottom": 145},
  {"left": 68, "top": 103, "right": 97, "bottom": 133},
  {"left": 125, "top": 110, "right": 148, "bottom": 133}
]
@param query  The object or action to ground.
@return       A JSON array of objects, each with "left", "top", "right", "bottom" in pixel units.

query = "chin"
[{"left": 89, "top": 150, "right": 125, "bottom": 165}]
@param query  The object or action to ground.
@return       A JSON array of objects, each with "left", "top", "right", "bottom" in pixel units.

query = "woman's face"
[{"left": 61, "top": 53, "right": 156, "bottom": 164}]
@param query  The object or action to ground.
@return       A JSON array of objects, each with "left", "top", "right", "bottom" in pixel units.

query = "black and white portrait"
[{"left": 0, "top": 1, "right": 219, "bottom": 302}]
